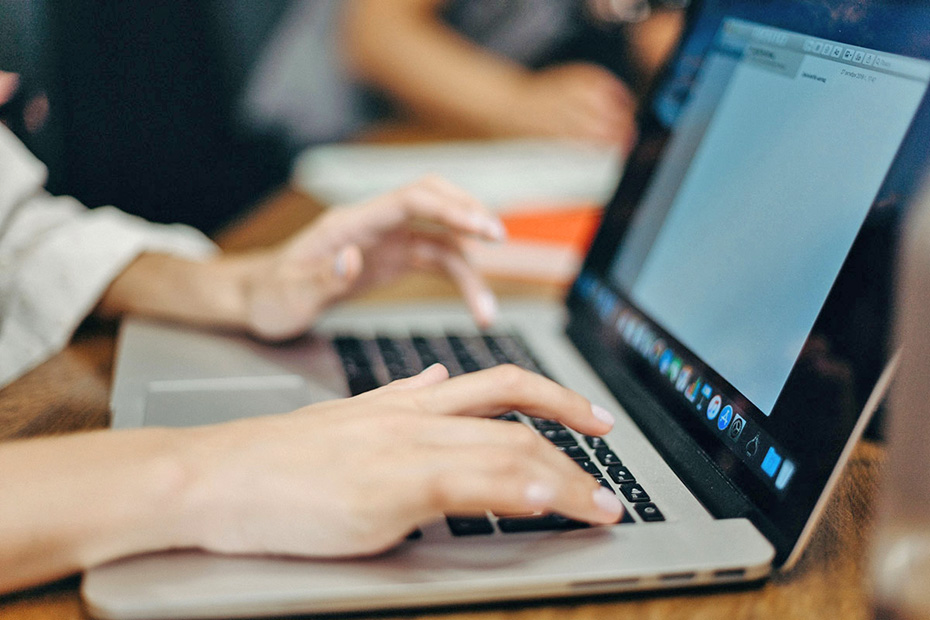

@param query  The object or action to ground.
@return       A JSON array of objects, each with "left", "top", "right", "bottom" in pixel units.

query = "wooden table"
[{"left": 0, "top": 188, "right": 884, "bottom": 620}]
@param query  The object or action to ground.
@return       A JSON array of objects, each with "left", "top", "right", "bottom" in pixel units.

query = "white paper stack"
[{"left": 291, "top": 139, "right": 623, "bottom": 210}]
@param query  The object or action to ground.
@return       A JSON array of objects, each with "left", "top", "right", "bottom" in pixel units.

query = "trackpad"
[{"left": 143, "top": 376, "right": 313, "bottom": 427}]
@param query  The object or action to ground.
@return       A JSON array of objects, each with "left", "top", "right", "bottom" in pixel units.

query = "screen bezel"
[{"left": 567, "top": 0, "right": 930, "bottom": 564}]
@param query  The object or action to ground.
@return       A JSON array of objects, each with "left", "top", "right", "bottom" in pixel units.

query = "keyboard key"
[
  {"left": 532, "top": 418, "right": 566, "bottom": 431},
  {"left": 446, "top": 516, "right": 494, "bottom": 536},
  {"left": 606, "top": 465, "right": 636, "bottom": 484},
  {"left": 497, "top": 514, "right": 588, "bottom": 533},
  {"left": 596, "top": 477, "right": 613, "bottom": 491},
  {"left": 635, "top": 503, "right": 665, "bottom": 522},
  {"left": 376, "top": 337, "right": 416, "bottom": 380},
  {"left": 541, "top": 429, "right": 578, "bottom": 446},
  {"left": 488, "top": 334, "right": 545, "bottom": 374},
  {"left": 446, "top": 335, "right": 482, "bottom": 373},
  {"left": 482, "top": 334, "right": 513, "bottom": 365},
  {"left": 411, "top": 336, "right": 441, "bottom": 369},
  {"left": 585, "top": 436, "right": 609, "bottom": 450},
  {"left": 333, "top": 337, "right": 380, "bottom": 395},
  {"left": 557, "top": 445, "right": 587, "bottom": 460},
  {"left": 595, "top": 448, "right": 622, "bottom": 466},
  {"left": 619, "top": 483, "right": 651, "bottom": 503},
  {"left": 576, "top": 459, "right": 602, "bottom": 476},
  {"left": 496, "top": 412, "right": 519, "bottom": 422}
]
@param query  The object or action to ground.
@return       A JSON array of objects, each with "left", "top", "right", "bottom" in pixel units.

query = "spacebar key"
[{"left": 497, "top": 514, "right": 588, "bottom": 533}]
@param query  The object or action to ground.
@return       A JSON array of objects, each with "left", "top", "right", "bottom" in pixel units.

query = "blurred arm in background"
[
  {"left": 239, "top": 0, "right": 683, "bottom": 150},
  {"left": 343, "top": 0, "right": 638, "bottom": 147}
]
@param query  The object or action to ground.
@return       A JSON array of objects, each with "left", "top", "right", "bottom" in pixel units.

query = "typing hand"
[
  {"left": 238, "top": 176, "right": 505, "bottom": 340},
  {"left": 181, "top": 364, "right": 623, "bottom": 557}
]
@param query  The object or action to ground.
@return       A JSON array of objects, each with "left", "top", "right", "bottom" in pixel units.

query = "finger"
[
  {"left": 410, "top": 237, "right": 497, "bottom": 327},
  {"left": 408, "top": 442, "right": 623, "bottom": 525},
  {"left": 380, "top": 178, "right": 506, "bottom": 242},
  {"left": 392, "top": 414, "right": 568, "bottom": 454},
  {"left": 378, "top": 363, "right": 450, "bottom": 392},
  {"left": 412, "top": 175, "right": 508, "bottom": 240},
  {"left": 417, "top": 365, "right": 616, "bottom": 436},
  {"left": 247, "top": 245, "right": 362, "bottom": 341}
]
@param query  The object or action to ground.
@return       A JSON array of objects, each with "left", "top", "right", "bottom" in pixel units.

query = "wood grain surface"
[{"left": 0, "top": 188, "right": 884, "bottom": 620}]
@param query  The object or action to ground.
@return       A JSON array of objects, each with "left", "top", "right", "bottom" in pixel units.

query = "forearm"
[
  {"left": 343, "top": 0, "right": 529, "bottom": 134},
  {"left": 0, "top": 428, "right": 201, "bottom": 594}
]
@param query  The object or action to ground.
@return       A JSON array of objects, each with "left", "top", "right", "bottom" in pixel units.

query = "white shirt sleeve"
[{"left": 0, "top": 125, "right": 217, "bottom": 388}]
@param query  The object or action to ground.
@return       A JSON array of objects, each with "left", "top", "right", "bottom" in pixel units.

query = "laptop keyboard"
[{"left": 332, "top": 332, "right": 665, "bottom": 535}]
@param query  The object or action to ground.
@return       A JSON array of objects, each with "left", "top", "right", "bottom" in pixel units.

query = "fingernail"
[
  {"left": 476, "top": 291, "right": 498, "bottom": 324},
  {"left": 333, "top": 246, "right": 352, "bottom": 279},
  {"left": 468, "top": 213, "right": 506, "bottom": 241},
  {"left": 593, "top": 487, "right": 624, "bottom": 516},
  {"left": 591, "top": 404, "right": 615, "bottom": 428},
  {"left": 468, "top": 213, "right": 488, "bottom": 233},
  {"left": 420, "top": 363, "right": 445, "bottom": 374},
  {"left": 525, "top": 482, "right": 556, "bottom": 507},
  {"left": 486, "top": 219, "right": 507, "bottom": 242}
]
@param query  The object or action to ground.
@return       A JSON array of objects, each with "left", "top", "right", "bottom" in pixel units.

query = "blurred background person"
[{"left": 237, "top": 0, "right": 685, "bottom": 152}]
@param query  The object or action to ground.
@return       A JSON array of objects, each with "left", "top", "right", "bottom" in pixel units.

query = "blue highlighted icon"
[
  {"left": 775, "top": 459, "right": 795, "bottom": 490},
  {"left": 717, "top": 405, "right": 733, "bottom": 431},
  {"left": 761, "top": 447, "right": 783, "bottom": 478}
]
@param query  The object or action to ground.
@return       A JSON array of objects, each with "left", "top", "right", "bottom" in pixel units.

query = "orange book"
[{"left": 501, "top": 202, "right": 603, "bottom": 254}]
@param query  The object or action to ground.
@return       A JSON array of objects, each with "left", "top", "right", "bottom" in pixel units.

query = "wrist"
[
  {"left": 169, "top": 421, "right": 266, "bottom": 555},
  {"left": 70, "top": 428, "right": 208, "bottom": 568},
  {"left": 98, "top": 252, "right": 261, "bottom": 335}
]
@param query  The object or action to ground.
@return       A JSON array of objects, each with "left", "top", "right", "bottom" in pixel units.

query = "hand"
[
  {"left": 97, "top": 177, "right": 503, "bottom": 342},
  {"left": 505, "top": 63, "right": 637, "bottom": 149},
  {"left": 235, "top": 176, "right": 506, "bottom": 340},
  {"left": 181, "top": 364, "right": 624, "bottom": 557}
]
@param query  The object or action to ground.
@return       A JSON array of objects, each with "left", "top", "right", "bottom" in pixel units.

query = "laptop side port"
[
  {"left": 713, "top": 568, "right": 747, "bottom": 580},
  {"left": 570, "top": 577, "right": 640, "bottom": 591}
]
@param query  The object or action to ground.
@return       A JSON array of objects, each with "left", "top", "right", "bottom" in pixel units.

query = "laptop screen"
[{"left": 569, "top": 0, "right": 930, "bottom": 560}]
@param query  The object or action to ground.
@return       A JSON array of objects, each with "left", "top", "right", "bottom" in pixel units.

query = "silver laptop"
[{"left": 84, "top": 2, "right": 930, "bottom": 617}]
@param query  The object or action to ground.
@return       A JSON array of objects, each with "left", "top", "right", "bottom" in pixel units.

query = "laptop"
[{"left": 84, "top": 1, "right": 930, "bottom": 617}]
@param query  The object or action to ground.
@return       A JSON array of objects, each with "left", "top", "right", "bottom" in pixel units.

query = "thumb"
[{"left": 247, "top": 245, "right": 363, "bottom": 341}]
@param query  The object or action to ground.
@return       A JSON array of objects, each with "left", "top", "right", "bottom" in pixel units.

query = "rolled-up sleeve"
[{"left": 0, "top": 126, "right": 217, "bottom": 388}]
